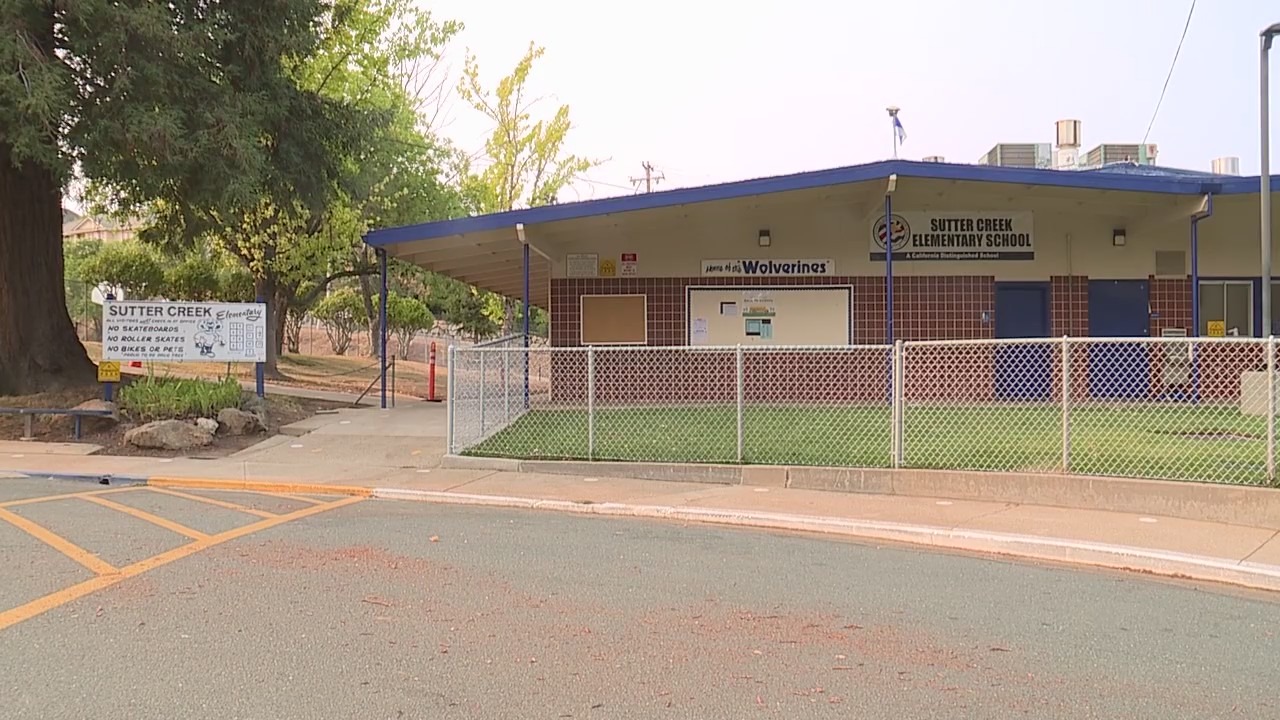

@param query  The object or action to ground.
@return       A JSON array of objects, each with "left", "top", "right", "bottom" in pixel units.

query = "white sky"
[{"left": 423, "top": 0, "right": 1280, "bottom": 203}]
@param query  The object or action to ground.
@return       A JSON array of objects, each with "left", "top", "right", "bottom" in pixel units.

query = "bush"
[
  {"left": 78, "top": 240, "right": 167, "bottom": 299},
  {"left": 312, "top": 288, "right": 366, "bottom": 355},
  {"left": 118, "top": 376, "right": 243, "bottom": 422},
  {"left": 386, "top": 293, "right": 434, "bottom": 360}
]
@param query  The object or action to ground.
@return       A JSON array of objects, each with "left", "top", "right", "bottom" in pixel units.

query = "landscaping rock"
[
  {"left": 124, "top": 420, "right": 214, "bottom": 450},
  {"left": 217, "top": 407, "right": 265, "bottom": 436},
  {"left": 53, "top": 399, "right": 118, "bottom": 434},
  {"left": 195, "top": 417, "right": 220, "bottom": 434}
]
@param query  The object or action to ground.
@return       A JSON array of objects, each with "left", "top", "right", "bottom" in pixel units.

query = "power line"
[
  {"left": 1141, "top": 0, "right": 1197, "bottom": 146},
  {"left": 629, "top": 161, "right": 665, "bottom": 193}
]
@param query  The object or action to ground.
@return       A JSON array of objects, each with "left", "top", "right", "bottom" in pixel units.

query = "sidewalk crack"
[
  {"left": 949, "top": 503, "right": 1019, "bottom": 531},
  {"left": 1240, "top": 529, "right": 1280, "bottom": 564},
  {"left": 444, "top": 471, "right": 497, "bottom": 492}
]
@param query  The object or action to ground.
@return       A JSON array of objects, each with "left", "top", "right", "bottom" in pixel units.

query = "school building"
[{"left": 364, "top": 159, "right": 1280, "bottom": 404}]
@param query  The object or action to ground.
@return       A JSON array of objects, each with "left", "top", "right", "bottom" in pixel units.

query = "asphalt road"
[{"left": 0, "top": 478, "right": 1277, "bottom": 719}]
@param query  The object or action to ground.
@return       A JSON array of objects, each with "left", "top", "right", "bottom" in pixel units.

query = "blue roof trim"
[{"left": 365, "top": 159, "right": 1280, "bottom": 248}]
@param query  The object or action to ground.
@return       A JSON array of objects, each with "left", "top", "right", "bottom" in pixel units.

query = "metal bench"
[{"left": 0, "top": 407, "right": 116, "bottom": 441}]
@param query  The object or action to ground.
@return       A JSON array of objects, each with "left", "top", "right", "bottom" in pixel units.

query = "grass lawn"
[{"left": 466, "top": 403, "right": 1272, "bottom": 486}]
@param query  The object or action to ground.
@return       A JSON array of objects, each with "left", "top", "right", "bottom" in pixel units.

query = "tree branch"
[{"left": 296, "top": 266, "right": 379, "bottom": 308}]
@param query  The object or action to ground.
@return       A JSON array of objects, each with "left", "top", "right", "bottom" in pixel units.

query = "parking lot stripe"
[
  {"left": 267, "top": 493, "right": 329, "bottom": 505},
  {"left": 145, "top": 487, "right": 278, "bottom": 518},
  {"left": 0, "top": 486, "right": 142, "bottom": 509},
  {"left": 0, "top": 507, "right": 118, "bottom": 576},
  {"left": 79, "top": 495, "right": 210, "bottom": 541}
]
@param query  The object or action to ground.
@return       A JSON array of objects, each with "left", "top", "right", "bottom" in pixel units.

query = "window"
[{"left": 1198, "top": 281, "right": 1252, "bottom": 337}]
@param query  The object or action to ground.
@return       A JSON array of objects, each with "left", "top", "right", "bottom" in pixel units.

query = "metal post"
[
  {"left": 1061, "top": 336, "right": 1071, "bottom": 472},
  {"left": 479, "top": 351, "right": 487, "bottom": 436},
  {"left": 446, "top": 345, "right": 456, "bottom": 453},
  {"left": 892, "top": 340, "right": 904, "bottom": 468},
  {"left": 1261, "top": 26, "right": 1279, "bottom": 337},
  {"left": 587, "top": 347, "right": 596, "bottom": 460},
  {"left": 735, "top": 346, "right": 744, "bottom": 463},
  {"left": 1269, "top": 336, "right": 1276, "bottom": 484},
  {"left": 254, "top": 294, "right": 266, "bottom": 399},
  {"left": 523, "top": 242, "right": 531, "bottom": 410},
  {"left": 378, "top": 248, "right": 388, "bottom": 410},
  {"left": 884, "top": 194, "right": 895, "bottom": 346}
]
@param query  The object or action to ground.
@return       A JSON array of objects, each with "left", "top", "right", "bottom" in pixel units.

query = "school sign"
[{"left": 871, "top": 211, "right": 1034, "bottom": 261}]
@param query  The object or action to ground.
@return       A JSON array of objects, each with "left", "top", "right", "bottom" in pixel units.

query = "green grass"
[
  {"left": 467, "top": 403, "right": 1273, "bottom": 486},
  {"left": 119, "top": 375, "right": 244, "bottom": 422}
]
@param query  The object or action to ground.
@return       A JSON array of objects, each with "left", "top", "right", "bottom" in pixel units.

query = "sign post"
[{"left": 101, "top": 299, "right": 268, "bottom": 397}]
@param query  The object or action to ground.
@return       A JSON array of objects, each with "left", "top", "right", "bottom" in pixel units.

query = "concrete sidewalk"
[{"left": 3, "top": 402, "right": 1280, "bottom": 592}]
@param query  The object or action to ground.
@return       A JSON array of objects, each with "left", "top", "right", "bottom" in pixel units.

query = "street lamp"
[{"left": 1261, "top": 22, "right": 1280, "bottom": 337}]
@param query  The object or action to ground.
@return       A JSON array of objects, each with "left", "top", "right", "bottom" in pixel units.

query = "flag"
[{"left": 893, "top": 115, "right": 907, "bottom": 144}]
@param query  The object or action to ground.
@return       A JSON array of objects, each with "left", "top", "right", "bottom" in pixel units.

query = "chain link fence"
[{"left": 449, "top": 337, "right": 1280, "bottom": 486}]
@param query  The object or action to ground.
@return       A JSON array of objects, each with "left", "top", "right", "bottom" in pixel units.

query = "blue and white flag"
[{"left": 893, "top": 115, "right": 907, "bottom": 144}]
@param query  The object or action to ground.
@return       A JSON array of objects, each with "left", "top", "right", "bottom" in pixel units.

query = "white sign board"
[
  {"left": 700, "top": 259, "right": 835, "bottom": 277},
  {"left": 566, "top": 253, "right": 599, "bottom": 278},
  {"left": 102, "top": 301, "right": 268, "bottom": 362},
  {"left": 871, "top": 211, "right": 1034, "bottom": 261}
]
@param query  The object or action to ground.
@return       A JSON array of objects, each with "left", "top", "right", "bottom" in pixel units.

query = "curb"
[
  {"left": 147, "top": 477, "right": 374, "bottom": 497},
  {"left": 3, "top": 471, "right": 149, "bottom": 486},
  {"left": 372, "top": 487, "right": 1280, "bottom": 593}
]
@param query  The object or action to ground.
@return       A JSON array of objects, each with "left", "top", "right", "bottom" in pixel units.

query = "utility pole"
[{"left": 630, "top": 161, "right": 665, "bottom": 193}]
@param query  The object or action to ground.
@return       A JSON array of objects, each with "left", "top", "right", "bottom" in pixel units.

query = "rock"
[
  {"left": 242, "top": 394, "right": 268, "bottom": 416},
  {"left": 217, "top": 407, "right": 265, "bottom": 436},
  {"left": 124, "top": 420, "right": 214, "bottom": 450},
  {"left": 195, "top": 417, "right": 219, "bottom": 434}
]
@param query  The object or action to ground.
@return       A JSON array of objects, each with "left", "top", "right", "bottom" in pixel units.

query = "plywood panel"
[
  {"left": 688, "top": 286, "right": 851, "bottom": 345},
  {"left": 581, "top": 294, "right": 647, "bottom": 345}
]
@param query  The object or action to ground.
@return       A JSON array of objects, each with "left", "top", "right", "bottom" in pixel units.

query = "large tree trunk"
[
  {"left": 253, "top": 275, "right": 285, "bottom": 379},
  {"left": 0, "top": 141, "right": 96, "bottom": 395}
]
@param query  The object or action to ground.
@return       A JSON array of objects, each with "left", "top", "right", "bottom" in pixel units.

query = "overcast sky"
[{"left": 422, "top": 0, "right": 1280, "bottom": 203}]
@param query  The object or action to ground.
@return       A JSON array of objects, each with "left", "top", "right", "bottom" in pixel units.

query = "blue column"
[
  {"left": 522, "top": 242, "right": 531, "bottom": 410},
  {"left": 885, "top": 194, "right": 895, "bottom": 345},
  {"left": 378, "top": 248, "right": 388, "bottom": 410}
]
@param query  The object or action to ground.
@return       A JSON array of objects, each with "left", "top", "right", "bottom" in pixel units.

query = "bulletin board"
[
  {"left": 686, "top": 286, "right": 852, "bottom": 346},
  {"left": 580, "top": 294, "right": 647, "bottom": 345}
]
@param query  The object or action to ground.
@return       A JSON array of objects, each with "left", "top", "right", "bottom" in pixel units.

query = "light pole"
[{"left": 1262, "top": 23, "right": 1280, "bottom": 337}]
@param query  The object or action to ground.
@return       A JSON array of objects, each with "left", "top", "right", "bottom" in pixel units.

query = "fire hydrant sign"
[{"left": 102, "top": 301, "right": 268, "bottom": 362}]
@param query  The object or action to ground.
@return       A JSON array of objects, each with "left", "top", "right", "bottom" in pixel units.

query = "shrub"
[
  {"left": 312, "top": 288, "right": 366, "bottom": 355},
  {"left": 386, "top": 293, "right": 435, "bottom": 360},
  {"left": 119, "top": 376, "right": 243, "bottom": 422}
]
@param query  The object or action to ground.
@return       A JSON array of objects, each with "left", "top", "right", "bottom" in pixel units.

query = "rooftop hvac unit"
[
  {"left": 1212, "top": 156, "right": 1241, "bottom": 175},
  {"left": 1054, "top": 146, "right": 1079, "bottom": 170},
  {"left": 1055, "top": 119, "right": 1082, "bottom": 148},
  {"left": 922, "top": 155, "right": 946, "bottom": 163}
]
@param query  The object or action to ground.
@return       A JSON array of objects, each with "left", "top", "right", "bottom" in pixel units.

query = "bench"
[{"left": 0, "top": 407, "right": 116, "bottom": 441}]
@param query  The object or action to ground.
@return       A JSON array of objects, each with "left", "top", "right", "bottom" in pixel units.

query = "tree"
[
  {"left": 1, "top": 0, "right": 398, "bottom": 394},
  {"left": 312, "top": 289, "right": 367, "bottom": 355},
  {"left": 457, "top": 41, "right": 598, "bottom": 332},
  {"left": 63, "top": 239, "right": 104, "bottom": 340},
  {"left": 386, "top": 293, "right": 434, "bottom": 360},
  {"left": 77, "top": 241, "right": 166, "bottom": 300}
]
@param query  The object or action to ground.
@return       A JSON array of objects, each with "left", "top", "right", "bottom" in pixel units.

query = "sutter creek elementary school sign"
[
  {"left": 102, "top": 300, "right": 268, "bottom": 363},
  {"left": 871, "top": 211, "right": 1034, "bottom": 261}
]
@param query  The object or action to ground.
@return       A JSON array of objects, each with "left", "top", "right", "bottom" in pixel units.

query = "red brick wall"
[{"left": 545, "top": 275, "right": 1254, "bottom": 407}]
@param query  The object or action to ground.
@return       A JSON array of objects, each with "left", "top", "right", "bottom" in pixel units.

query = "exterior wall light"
[
  {"left": 1113, "top": 229, "right": 1127, "bottom": 247},
  {"left": 758, "top": 230, "right": 771, "bottom": 247}
]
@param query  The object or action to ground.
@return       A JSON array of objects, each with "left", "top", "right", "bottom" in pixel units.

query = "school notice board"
[{"left": 686, "top": 287, "right": 851, "bottom": 346}]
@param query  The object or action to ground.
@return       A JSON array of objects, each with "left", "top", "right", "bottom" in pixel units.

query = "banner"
[
  {"left": 102, "top": 301, "right": 268, "bottom": 362},
  {"left": 701, "top": 259, "right": 835, "bottom": 277},
  {"left": 871, "top": 211, "right": 1034, "bottom": 261}
]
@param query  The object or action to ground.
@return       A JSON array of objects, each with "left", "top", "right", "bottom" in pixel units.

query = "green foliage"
[
  {"left": 63, "top": 239, "right": 104, "bottom": 334},
  {"left": 312, "top": 289, "right": 367, "bottom": 355},
  {"left": 118, "top": 376, "right": 243, "bottom": 423},
  {"left": 386, "top": 293, "right": 434, "bottom": 359},
  {"left": 457, "top": 42, "right": 600, "bottom": 213},
  {"left": 77, "top": 241, "right": 166, "bottom": 299},
  {"left": 164, "top": 253, "right": 222, "bottom": 301}
]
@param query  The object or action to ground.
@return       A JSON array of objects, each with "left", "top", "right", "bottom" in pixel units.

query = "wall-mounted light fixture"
[
  {"left": 1112, "top": 229, "right": 1127, "bottom": 247},
  {"left": 758, "top": 229, "right": 772, "bottom": 247}
]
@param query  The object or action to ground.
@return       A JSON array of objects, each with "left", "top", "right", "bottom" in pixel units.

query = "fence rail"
[{"left": 447, "top": 337, "right": 1280, "bottom": 487}]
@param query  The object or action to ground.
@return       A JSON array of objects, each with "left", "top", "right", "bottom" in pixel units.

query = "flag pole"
[{"left": 887, "top": 105, "right": 900, "bottom": 159}]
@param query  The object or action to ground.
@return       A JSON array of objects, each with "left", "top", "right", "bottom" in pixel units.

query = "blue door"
[
  {"left": 994, "top": 283, "right": 1051, "bottom": 400},
  {"left": 1087, "top": 280, "right": 1150, "bottom": 398}
]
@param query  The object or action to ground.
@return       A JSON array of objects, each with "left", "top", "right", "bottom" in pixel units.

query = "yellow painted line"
[
  {"left": 267, "top": 493, "right": 329, "bottom": 505},
  {"left": 0, "top": 485, "right": 142, "bottom": 509},
  {"left": 147, "top": 477, "right": 373, "bottom": 498},
  {"left": 0, "top": 507, "right": 118, "bottom": 576},
  {"left": 145, "top": 487, "right": 277, "bottom": 519},
  {"left": 79, "top": 495, "right": 209, "bottom": 541},
  {"left": 0, "top": 496, "right": 363, "bottom": 632}
]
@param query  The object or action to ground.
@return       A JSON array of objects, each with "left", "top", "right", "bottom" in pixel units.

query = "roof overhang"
[{"left": 367, "top": 159, "right": 1280, "bottom": 304}]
